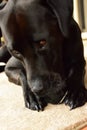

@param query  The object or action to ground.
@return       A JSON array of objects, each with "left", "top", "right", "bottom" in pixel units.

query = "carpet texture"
[{"left": 0, "top": 43, "right": 87, "bottom": 130}]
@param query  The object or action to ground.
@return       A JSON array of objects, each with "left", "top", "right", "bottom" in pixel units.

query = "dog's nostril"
[
  {"left": 31, "top": 81, "right": 43, "bottom": 93},
  {"left": 32, "top": 86, "right": 43, "bottom": 93}
]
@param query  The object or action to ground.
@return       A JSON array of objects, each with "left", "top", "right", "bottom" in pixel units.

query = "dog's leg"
[
  {"left": 62, "top": 19, "right": 87, "bottom": 109},
  {"left": 0, "top": 45, "right": 11, "bottom": 63},
  {"left": 5, "top": 57, "right": 45, "bottom": 111},
  {"left": 64, "top": 61, "right": 87, "bottom": 109},
  {"left": 0, "top": 45, "right": 11, "bottom": 72}
]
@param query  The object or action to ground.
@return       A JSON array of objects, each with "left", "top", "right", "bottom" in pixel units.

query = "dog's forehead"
[
  {"left": 28, "top": 7, "right": 50, "bottom": 40},
  {"left": 17, "top": 2, "right": 49, "bottom": 24},
  {"left": 15, "top": 2, "right": 53, "bottom": 40},
  {"left": 1, "top": 0, "right": 58, "bottom": 50}
]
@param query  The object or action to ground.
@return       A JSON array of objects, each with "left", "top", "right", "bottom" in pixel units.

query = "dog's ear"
[
  {"left": 0, "top": 0, "right": 7, "bottom": 24},
  {"left": 47, "top": 0, "right": 73, "bottom": 37},
  {"left": 0, "top": 0, "right": 7, "bottom": 10}
]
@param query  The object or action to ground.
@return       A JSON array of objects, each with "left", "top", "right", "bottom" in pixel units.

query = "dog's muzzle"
[{"left": 28, "top": 73, "right": 66, "bottom": 96}]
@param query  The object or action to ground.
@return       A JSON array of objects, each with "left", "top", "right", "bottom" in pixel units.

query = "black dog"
[{"left": 0, "top": 0, "right": 87, "bottom": 111}]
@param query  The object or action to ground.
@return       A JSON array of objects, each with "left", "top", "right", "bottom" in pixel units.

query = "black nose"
[{"left": 31, "top": 80, "right": 43, "bottom": 93}]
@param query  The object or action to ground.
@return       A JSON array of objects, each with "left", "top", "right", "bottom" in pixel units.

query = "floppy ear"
[
  {"left": 0, "top": 1, "right": 7, "bottom": 10},
  {"left": 0, "top": 0, "right": 7, "bottom": 24},
  {"left": 47, "top": 0, "right": 73, "bottom": 37}
]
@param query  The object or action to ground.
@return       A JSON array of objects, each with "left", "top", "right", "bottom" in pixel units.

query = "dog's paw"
[
  {"left": 24, "top": 93, "right": 46, "bottom": 111},
  {"left": 26, "top": 100, "right": 43, "bottom": 111},
  {"left": 62, "top": 88, "right": 87, "bottom": 109}
]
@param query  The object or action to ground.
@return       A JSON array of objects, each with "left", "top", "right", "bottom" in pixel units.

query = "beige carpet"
[{"left": 0, "top": 43, "right": 87, "bottom": 130}]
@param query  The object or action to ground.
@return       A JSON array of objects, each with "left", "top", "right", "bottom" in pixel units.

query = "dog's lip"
[
  {"left": 33, "top": 80, "right": 66, "bottom": 97},
  {"left": 28, "top": 72, "right": 66, "bottom": 95}
]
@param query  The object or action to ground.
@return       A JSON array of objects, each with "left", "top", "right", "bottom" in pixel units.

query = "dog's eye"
[
  {"left": 35, "top": 40, "right": 47, "bottom": 49},
  {"left": 33, "top": 39, "right": 48, "bottom": 54},
  {"left": 39, "top": 40, "right": 47, "bottom": 47}
]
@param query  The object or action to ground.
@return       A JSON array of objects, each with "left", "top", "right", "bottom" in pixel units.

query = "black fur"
[{"left": 0, "top": 0, "right": 87, "bottom": 111}]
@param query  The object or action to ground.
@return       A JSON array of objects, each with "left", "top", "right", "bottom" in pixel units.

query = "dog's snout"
[{"left": 31, "top": 79, "right": 43, "bottom": 93}]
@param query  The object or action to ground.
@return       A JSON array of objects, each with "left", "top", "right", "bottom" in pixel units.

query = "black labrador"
[{"left": 0, "top": 0, "right": 87, "bottom": 111}]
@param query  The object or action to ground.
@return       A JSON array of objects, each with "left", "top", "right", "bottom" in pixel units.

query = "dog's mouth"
[
  {"left": 31, "top": 72, "right": 66, "bottom": 98},
  {"left": 33, "top": 72, "right": 66, "bottom": 104},
  {"left": 45, "top": 73, "right": 65, "bottom": 93}
]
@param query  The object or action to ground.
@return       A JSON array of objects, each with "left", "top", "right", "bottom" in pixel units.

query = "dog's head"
[{"left": 0, "top": 0, "right": 73, "bottom": 102}]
